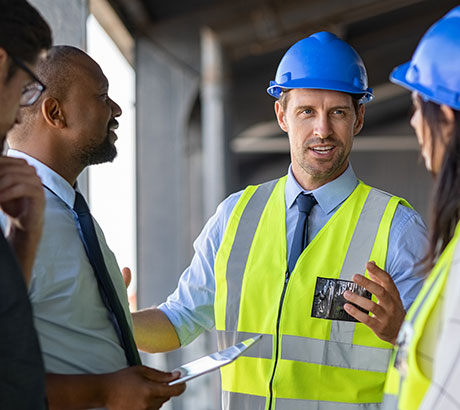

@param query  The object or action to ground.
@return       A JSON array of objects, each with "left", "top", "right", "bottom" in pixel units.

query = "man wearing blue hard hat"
[
  {"left": 383, "top": 6, "right": 460, "bottom": 410},
  {"left": 134, "top": 32, "right": 427, "bottom": 409}
]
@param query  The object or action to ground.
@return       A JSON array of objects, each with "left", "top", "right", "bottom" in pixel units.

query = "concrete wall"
[{"left": 136, "top": 37, "right": 221, "bottom": 410}]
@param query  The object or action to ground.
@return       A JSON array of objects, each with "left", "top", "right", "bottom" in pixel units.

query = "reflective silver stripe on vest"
[
  {"left": 281, "top": 334, "right": 391, "bottom": 372},
  {"left": 222, "top": 390, "right": 266, "bottom": 410},
  {"left": 339, "top": 188, "right": 392, "bottom": 280},
  {"left": 275, "top": 397, "right": 381, "bottom": 410},
  {"left": 330, "top": 188, "right": 392, "bottom": 345},
  {"left": 225, "top": 179, "right": 278, "bottom": 331},
  {"left": 223, "top": 392, "right": 381, "bottom": 410},
  {"left": 217, "top": 330, "right": 272, "bottom": 359},
  {"left": 382, "top": 393, "right": 399, "bottom": 410}
]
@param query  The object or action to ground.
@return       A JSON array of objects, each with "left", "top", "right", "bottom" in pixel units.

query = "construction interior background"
[{"left": 28, "top": 0, "right": 459, "bottom": 409}]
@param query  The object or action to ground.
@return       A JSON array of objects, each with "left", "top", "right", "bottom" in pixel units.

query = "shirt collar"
[
  {"left": 286, "top": 163, "right": 358, "bottom": 215},
  {"left": 8, "top": 149, "right": 76, "bottom": 209}
]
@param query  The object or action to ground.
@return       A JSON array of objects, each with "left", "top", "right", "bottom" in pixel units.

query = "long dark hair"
[{"left": 423, "top": 99, "right": 460, "bottom": 271}]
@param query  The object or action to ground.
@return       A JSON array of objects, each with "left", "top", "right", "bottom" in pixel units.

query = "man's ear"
[
  {"left": 41, "top": 97, "right": 66, "bottom": 128},
  {"left": 353, "top": 104, "right": 365, "bottom": 136},
  {"left": 275, "top": 100, "right": 289, "bottom": 133}
]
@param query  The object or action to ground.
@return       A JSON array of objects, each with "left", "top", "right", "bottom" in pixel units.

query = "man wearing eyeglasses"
[{"left": 0, "top": 1, "right": 52, "bottom": 409}]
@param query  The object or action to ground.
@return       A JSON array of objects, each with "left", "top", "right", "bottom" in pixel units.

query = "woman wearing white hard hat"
[{"left": 383, "top": 6, "right": 460, "bottom": 410}]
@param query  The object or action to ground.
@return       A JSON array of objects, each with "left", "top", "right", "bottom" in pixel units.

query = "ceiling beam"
[
  {"left": 218, "top": 0, "right": 425, "bottom": 60},
  {"left": 109, "top": 0, "right": 151, "bottom": 33}
]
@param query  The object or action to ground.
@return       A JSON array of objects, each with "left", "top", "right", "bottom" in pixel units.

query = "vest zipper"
[{"left": 268, "top": 269, "right": 291, "bottom": 410}]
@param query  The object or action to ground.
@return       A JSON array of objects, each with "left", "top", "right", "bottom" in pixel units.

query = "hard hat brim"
[
  {"left": 267, "top": 83, "right": 373, "bottom": 103},
  {"left": 391, "top": 62, "right": 460, "bottom": 110},
  {"left": 390, "top": 62, "right": 415, "bottom": 92}
]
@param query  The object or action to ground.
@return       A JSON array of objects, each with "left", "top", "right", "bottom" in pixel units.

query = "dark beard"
[{"left": 80, "top": 134, "right": 117, "bottom": 166}]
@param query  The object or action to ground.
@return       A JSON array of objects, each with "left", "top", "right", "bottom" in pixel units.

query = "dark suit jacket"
[{"left": 0, "top": 231, "right": 46, "bottom": 409}]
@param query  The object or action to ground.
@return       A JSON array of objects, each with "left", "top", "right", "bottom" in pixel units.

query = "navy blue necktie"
[
  {"left": 288, "top": 193, "right": 317, "bottom": 273},
  {"left": 73, "top": 191, "right": 141, "bottom": 366}
]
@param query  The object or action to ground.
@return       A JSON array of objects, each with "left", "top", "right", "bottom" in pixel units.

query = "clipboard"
[{"left": 168, "top": 335, "right": 262, "bottom": 385}]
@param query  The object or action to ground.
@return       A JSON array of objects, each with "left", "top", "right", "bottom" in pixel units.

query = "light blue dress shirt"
[
  {"left": 160, "top": 165, "right": 428, "bottom": 346},
  {"left": 0, "top": 150, "right": 132, "bottom": 375}
]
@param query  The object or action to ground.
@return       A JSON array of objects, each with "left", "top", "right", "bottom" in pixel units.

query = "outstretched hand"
[{"left": 343, "top": 261, "right": 406, "bottom": 344}]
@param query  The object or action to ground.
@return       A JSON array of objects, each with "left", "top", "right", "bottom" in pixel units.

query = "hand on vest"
[
  {"left": 343, "top": 261, "right": 405, "bottom": 344},
  {"left": 103, "top": 365, "right": 186, "bottom": 410}
]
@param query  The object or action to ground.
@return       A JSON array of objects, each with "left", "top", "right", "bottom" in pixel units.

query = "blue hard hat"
[
  {"left": 390, "top": 6, "right": 460, "bottom": 111},
  {"left": 267, "top": 31, "right": 373, "bottom": 103}
]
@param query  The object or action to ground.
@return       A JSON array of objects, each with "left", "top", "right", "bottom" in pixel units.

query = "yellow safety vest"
[
  {"left": 382, "top": 222, "right": 460, "bottom": 410},
  {"left": 215, "top": 176, "right": 409, "bottom": 410}
]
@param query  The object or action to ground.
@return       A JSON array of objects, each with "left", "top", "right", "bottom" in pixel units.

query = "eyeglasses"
[{"left": 10, "top": 55, "right": 46, "bottom": 107}]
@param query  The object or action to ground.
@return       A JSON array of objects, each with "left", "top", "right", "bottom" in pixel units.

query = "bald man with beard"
[{"left": 4, "top": 45, "right": 185, "bottom": 410}]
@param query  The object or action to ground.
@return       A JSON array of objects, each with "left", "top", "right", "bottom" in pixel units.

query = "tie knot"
[
  {"left": 73, "top": 191, "right": 90, "bottom": 214},
  {"left": 297, "top": 193, "right": 317, "bottom": 215}
]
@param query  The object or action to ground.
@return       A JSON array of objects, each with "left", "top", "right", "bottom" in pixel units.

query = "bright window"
[{"left": 86, "top": 15, "right": 137, "bottom": 309}]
